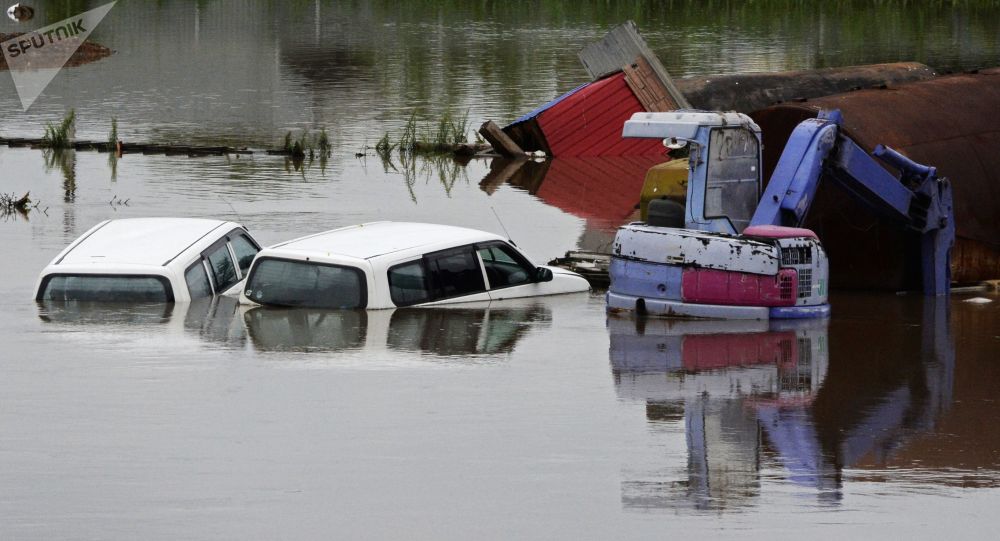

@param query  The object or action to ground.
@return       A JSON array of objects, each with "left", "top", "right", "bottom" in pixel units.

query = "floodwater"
[{"left": 2, "top": 1, "right": 1000, "bottom": 539}]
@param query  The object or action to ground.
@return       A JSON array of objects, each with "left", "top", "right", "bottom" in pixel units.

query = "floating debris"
[{"left": 6, "top": 3, "right": 33, "bottom": 22}]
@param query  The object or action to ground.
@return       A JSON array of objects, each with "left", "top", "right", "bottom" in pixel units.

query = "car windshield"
[
  {"left": 39, "top": 275, "right": 171, "bottom": 302},
  {"left": 244, "top": 258, "right": 366, "bottom": 309}
]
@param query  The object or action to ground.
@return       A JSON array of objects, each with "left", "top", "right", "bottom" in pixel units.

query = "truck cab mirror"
[{"left": 535, "top": 267, "right": 553, "bottom": 282}]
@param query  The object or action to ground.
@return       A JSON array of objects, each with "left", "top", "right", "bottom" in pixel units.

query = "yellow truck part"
[{"left": 639, "top": 159, "right": 688, "bottom": 221}]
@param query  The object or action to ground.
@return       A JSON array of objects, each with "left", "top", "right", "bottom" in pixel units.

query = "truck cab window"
[{"left": 705, "top": 127, "right": 760, "bottom": 232}]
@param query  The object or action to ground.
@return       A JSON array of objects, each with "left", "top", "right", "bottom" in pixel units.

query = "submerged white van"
[
  {"left": 239, "top": 222, "right": 590, "bottom": 309},
  {"left": 35, "top": 218, "right": 261, "bottom": 303}
]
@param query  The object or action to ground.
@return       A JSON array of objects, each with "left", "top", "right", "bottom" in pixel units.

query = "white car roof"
[
  {"left": 55, "top": 218, "right": 237, "bottom": 268},
  {"left": 267, "top": 222, "right": 507, "bottom": 261}
]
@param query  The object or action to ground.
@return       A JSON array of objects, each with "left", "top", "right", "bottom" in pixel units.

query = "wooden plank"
[
  {"left": 624, "top": 56, "right": 679, "bottom": 112},
  {"left": 578, "top": 20, "right": 691, "bottom": 109},
  {"left": 479, "top": 120, "right": 524, "bottom": 157}
]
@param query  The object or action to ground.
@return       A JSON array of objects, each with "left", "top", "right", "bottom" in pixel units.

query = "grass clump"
[
  {"left": 282, "top": 128, "right": 332, "bottom": 159},
  {"left": 107, "top": 117, "right": 118, "bottom": 148},
  {"left": 42, "top": 109, "right": 75, "bottom": 148}
]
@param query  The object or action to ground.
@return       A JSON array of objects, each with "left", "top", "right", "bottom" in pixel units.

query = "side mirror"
[{"left": 535, "top": 267, "right": 553, "bottom": 283}]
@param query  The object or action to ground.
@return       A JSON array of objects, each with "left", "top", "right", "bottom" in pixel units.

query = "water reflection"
[
  {"left": 243, "top": 307, "right": 368, "bottom": 352},
  {"left": 245, "top": 303, "right": 550, "bottom": 357},
  {"left": 42, "top": 149, "right": 76, "bottom": 203},
  {"left": 609, "top": 296, "right": 959, "bottom": 512},
  {"left": 38, "top": 300, "right": 173, "bottom": 325},
  {"left": 482, "top": 156, "right": 666, "bottom": 251},
  {"left": 37, "top": 298, "right": 550, "bottom": 360},
  {"left": 37, "top": 296, "right": 247, "bottom": 348}
]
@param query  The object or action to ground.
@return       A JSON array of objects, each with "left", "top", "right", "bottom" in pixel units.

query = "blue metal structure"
[
  {"left": 749, "top": 110, "right": 954, "bottom": 295},
  {"left": 620, "top": 109, "right": 955, "bottom": 297}
]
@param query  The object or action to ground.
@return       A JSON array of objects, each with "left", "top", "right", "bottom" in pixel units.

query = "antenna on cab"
[{"left": 491, "top": 207, "right": 516, "bottom": 246}]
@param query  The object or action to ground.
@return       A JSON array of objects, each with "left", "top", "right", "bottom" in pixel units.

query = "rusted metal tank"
[
  {"left": 752, "top": 69, "right": 1000, "bottom": 288},
  {"left": 675, "top": 62, "right": 937, "bottom": 113}
]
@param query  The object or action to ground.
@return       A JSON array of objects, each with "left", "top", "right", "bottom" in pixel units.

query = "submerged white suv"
[
  {"left": 239, "top": 222, "right": 590, "bottom": 309},
  {"left": 35, "top": 218, "right": 261, "bottom": 303}
]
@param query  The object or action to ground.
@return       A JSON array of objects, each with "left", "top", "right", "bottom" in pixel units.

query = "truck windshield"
[
  {"left": 705, "top": 127, "right": 760, "bottom": 232},
  {"left": 244, "top": 258, "right": 367, "bottom": 309},
  {"left": 39, "top": 275, "right": 172, "bottom": 302}
]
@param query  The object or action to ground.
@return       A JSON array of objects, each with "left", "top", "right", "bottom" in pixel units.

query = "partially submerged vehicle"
[
  {"left": 608, "top": 110, "right": 953, "bottom": 319},
  {"left": 239, "top": 222, "right": 590, "bottom": 309},
  {"left": 35, "top": 218, "right": 261, "bottom": 303}
]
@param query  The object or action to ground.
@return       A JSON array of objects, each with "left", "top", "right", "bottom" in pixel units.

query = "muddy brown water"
[{"left": 3, "top": 1, "right": 1000, "bottom": 539}]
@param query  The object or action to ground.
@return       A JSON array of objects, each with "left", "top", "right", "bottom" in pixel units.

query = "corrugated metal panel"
[
  {"left": 507, "top": 82, "right": 588, "bottom": 127},
  {"left": 537, "top": 73, "right": 667, "bottom": 157},
  {"left": 752, "top": 70, "right": 1000, "bottom": 286}
]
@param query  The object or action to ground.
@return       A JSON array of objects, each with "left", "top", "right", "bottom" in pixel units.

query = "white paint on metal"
[
  {"left": 613, "top": 225, "right": 779, "bottom": 275},
  {"left": 622, "top": 111, "right": 760, "bottom": 140}
]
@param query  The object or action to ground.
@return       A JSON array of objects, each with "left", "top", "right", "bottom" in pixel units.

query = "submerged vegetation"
[
  {"left": 1, "top": 191, "right": 45, "bottom": 220},
  {"left": 42, "top": 109, "right": 75, "bottom": 149},
  {"left": 281, "top": 128, "right": 332, "bottom": 160},
  {"left": 373, "top": 109, "right": 483, "bottom": 162},
  {"left": 108, "top": 117, "right": 118, "bottom": 148}
]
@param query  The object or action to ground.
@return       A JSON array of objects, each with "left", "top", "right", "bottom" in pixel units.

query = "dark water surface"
[{"left": 3, "top": 1, "right": 1000, "bottom": 539}]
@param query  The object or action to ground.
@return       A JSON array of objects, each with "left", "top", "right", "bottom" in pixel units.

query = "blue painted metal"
[
  {"left": 749, "top": 108, "right": 954, "bottom": 296},
  {"left": 769, "top": 304, "right": 831, "bottom": 319},
  {"left": 827, "top": 135, "right": 913, "bottom": 223},
  {"left": 607, "top": 258, "right": 683, "bottom": 301},
  {"left": 873, "top": 144, "right": 936, "bottom": 180},
  {"left": 685, "top": 127, "right": 763, "bottom": 235},
  {"left": 829, "top": 137, "right": 953, "bottom": 295},
  {"left": 750, "top": 118, "right": 839, "bottom": 227}
]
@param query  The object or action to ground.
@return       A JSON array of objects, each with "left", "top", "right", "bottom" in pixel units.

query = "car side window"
[
  {"left": 206, "top": 243, "right": 239, "bottom": 293},
  {"left": 425, "top": 247, "right": 486, "bottom": 300},
  {"left": 185, "top": 262, "right": 213, "bottom": 299},
  {"left": 229, "top": 233, "right": 259, "bottom": 277},
  {"left": 477, "top": 243, "right": 534, "bottom": 288},
  {"left": 388, "top": 260, "right": 431, "bottom": 306}
]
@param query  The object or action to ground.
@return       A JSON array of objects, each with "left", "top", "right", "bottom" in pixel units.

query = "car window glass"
[
  {"left": 245, "top": 259, "right": 366, "bottom": 309},
  {"left": 477, "top": 244, "right": 533, "bottom": 288},
  {"left": 230, "top": 234, "right": 259, "bottom": 277},
  {"left": 388, "top": 260, "right": 431, "bottom": 306},
  {"left": 426, "top": 248, "right": 486, "bottom": 299},
  {"left": 42, "top": 275, "right": 170, "bottom": 302},
  {"left": 185, "top": 262, "right": 213, "bottom": 299},
  {"left": 206, "top": 244, "right": 239, "bottom": 292}
]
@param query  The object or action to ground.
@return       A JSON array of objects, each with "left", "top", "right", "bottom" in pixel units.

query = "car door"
[
  {"left": 387, "top": 245, "right": 491, "bottom": 307},
  {"left": 476, "top": 242, "right": 546, "bottom": 301}
]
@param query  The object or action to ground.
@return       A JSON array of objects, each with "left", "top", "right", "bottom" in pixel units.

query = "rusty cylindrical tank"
[
  {"left": 752, "top": 69, "right": 1000, "bottom": 289},
  {"left": 676, "top": 62, "right": 937, "bottom": 114}
]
